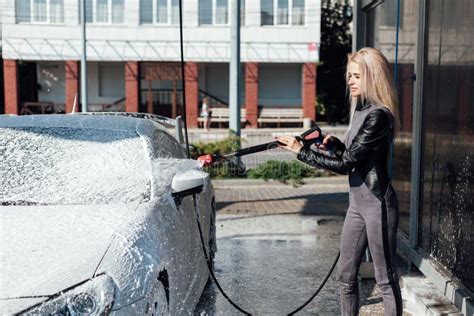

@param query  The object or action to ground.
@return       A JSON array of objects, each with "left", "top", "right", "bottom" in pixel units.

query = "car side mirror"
[{"left": 171, "top": 171, "right": 208, "bottom": 205}]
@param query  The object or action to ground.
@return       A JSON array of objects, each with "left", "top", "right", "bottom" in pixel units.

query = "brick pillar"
[
  {"left": 245, "top": 62, "right": 259, "bottom": 128},
  {"left": 4, "top": 59, "right": 19, "bottom": 115},
  {"left": 302, "top": 63, "right": 317, "bottom": 124},
  {"left": 125, "top": 61, "right": 140, "bottom": 112},
  {"left": 184, "top": 62, "right": 199, "bottom": 128},
  {"left": 65, "top": 61, "right": 79, "bottom": 113}
]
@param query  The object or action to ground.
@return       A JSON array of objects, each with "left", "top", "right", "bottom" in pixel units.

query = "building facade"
[
  {"left": 2, "top": 0, "right": 321, "bottom": 127},
  {"left": 354, "top": 0, "right": 473, "bottom": 313}
]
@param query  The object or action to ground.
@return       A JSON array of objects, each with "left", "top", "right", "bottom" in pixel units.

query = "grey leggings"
[{"left": 337, "top": 183, "right": 403, "bottom": 316}]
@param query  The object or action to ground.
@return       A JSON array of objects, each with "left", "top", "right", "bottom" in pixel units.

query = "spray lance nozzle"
[{"left": 197, "top": 125, "right": 331, "bottom": 167}]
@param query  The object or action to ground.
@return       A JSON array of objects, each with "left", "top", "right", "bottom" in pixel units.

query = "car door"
[{"left": 151, "top": 128, "right": 202, "bottom": 311}]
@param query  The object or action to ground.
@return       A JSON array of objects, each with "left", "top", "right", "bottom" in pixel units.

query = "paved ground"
[
  {"left": 194, "top": 177, "right": 416, "bottom": 315},
  {"left": 214, "top": 177, "right": 349, "bottom": 217},
  {"left": 195, "top": 178, "right": 347, "bottom": 315}
]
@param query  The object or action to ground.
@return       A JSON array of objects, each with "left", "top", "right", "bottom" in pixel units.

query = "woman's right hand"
[{"left": 316, "top": 135, "right": 333, "bottom": 151}]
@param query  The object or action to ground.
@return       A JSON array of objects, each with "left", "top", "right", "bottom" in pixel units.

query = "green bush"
[
  {"left": 247, "top": 160, "right": 330, "bottom": 186},
  {"left": 190, "top": 133, "right": 242, "bottom": 159}
]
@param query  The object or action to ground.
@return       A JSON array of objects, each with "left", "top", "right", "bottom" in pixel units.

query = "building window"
[
  {"left": 292, "top": 0, "right": 304, "bottom": 25},
  {"left": 198, "top": 0, "right": 245, "bottom": 26},
  {"left": 240, "top": 0, "right": 245, "bottom": 25},
  {"left": 85, "top": 0, "right": 124, "bottom": 24},
  {"left": 261, "top": 0, "right": 305, "bottom": 26},
  {"left": 140, "top": 0, "right": 180, "bottom": 25},
  {"left": 215, "top": 0, "right": 228, "bottom": 24},
  {"left": 50, "top": 0, "right": 64, "bottom": 23},
  {"left": 15, "top": 0, "right": 64, "bottom": 23},
  {"left": 380, "top": 0, "right": 404, "bottom": 28},
  {"left": 261, "top": 0, "right": 274, "bottom": 25}
]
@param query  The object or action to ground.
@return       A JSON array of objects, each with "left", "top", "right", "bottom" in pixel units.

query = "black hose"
[
  {"left": 178, "top": 0, "right": 190, "bottom": 158},
  {"left": 192, "top": 196, "right": 252, "bottom": 315},
  {"left": 177, "top": 0, "right": 250, "bottom": 312},
  {"left": 287, "top": 252, "right": 340, "bottom": 315}
]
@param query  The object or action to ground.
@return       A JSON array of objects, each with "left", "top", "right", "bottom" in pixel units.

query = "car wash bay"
[{"left": 194, "top": 178, "right": 349, "bottom": 315}]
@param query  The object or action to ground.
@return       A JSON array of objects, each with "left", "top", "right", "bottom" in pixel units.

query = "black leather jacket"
[{"left": 297, "top": 103, "right": 394, "bottom": 201}]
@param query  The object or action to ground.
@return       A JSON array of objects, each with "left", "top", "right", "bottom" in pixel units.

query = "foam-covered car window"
[
  {"left": 151, "top": 129, "right": 185, "bottom": 159},
  {"left": 0, "top": 127, "right": 151, "bottom": 205}
]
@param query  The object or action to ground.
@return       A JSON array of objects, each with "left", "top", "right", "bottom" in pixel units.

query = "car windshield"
[{"left": 0, "top": 126, "right": 151, "bottom": 205}]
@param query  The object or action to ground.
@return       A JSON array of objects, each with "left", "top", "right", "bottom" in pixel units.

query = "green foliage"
[
  {"left": 190, "top": 132, "right": 241, "bottom": 159},
  {"left": 318, "top": 0, "right": 353, "bottom": 124},
  {"left": 320, "top": 0, "right": 352, "bottom": 50},
  {"left": 247, "top": 160, "right": 329, "bottom": 186},
  {"left": 316, "top": 93, "right": 328, "bottom": 118}
]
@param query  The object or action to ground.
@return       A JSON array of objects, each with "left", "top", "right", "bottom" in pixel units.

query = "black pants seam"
[{"left": 381, "top": 200, "right": 403, "bottom": 315}]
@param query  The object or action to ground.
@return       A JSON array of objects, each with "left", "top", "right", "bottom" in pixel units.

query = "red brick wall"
[
  {"left": 245, "top": 62, "right": 259, "bottom": 128},
  {"left": 125, "top": 61, "right": 140, "bottom": 112},
  {"left": 302, "top": 63, "right": 317, "bottom": 122},
  {"left": 184, "top": 62, "right": 199, "bottom": 128},
  {"left": 65, "top": 61, "right": 79, "bottom": 113},
  {"left": 4, "top": 59, "right": 19, "bottom": 115}
]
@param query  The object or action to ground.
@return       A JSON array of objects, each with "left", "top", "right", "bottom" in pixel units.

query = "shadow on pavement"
[{"left": 217, "top": 192, "right": 349, "bottom": 217}]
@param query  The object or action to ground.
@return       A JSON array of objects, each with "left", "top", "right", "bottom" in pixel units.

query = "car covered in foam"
[{"left": 0, "top": 113, "right": 216, "bottom": 315}]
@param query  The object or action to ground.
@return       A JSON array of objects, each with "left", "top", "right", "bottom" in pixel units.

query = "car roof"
[{"left": 0, "top": 113, "right": 169, "bottom": 135}]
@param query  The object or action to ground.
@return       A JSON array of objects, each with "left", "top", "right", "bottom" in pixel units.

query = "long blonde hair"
[{"left": 346, "top": 47, "right": 400, "bottom": 136}]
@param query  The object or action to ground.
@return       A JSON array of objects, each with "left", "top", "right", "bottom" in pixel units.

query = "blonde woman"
[{"left": 278, "top": 47, "right": 402, "bottom": 316}]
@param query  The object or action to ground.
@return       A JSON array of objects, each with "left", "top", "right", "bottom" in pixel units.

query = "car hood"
[{"left": 0, "top": 203, "right": 138, "bottom": 299}]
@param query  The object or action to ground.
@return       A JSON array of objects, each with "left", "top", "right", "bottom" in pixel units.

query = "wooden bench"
[
  {"left": 21, "top": 102, "right": 56, "bottom": 115},
  {"left": 257, "top": 107, "right": 304, "bottom": 127},
  {"left": 198, "top": 107, "right": 247, "bottom": 128}
]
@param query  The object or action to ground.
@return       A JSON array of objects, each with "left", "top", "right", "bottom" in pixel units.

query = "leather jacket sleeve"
[
  {"left": 297, "top": 109, "right": 390, "bottom": 174},
  {"left": 331, "top": 136, "right": 346, "bottom": 157}
]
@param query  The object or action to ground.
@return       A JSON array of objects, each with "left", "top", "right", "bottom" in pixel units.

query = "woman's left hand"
[{"left": 277, "top": 136, "right": 303, "bottom": 154}]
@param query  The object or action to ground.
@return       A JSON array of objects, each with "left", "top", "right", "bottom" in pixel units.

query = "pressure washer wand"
[
  {"left": 226, "top": 140, "right": 283, "bottom": 158},
  {"left": 197, "top": 125, "right": 328, "bottom": 167},
  {"left": 197, "top": 140, "right": 283, "bottom": 167}
]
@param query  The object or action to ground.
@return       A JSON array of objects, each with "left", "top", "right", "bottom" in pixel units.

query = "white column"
[
  {"left": 245, "top": 0, "right": 260, "bottom": 26},
  {"left": 65, "top": 0, "right": 80, "bottom": 25},
  {"left": 126, "top": 0, "right": 140, "bottom": 26},
  {"left": 186, "top": 0, "right": 199, "bottom": 27}
]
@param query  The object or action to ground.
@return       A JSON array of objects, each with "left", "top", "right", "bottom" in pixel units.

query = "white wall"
[
  {"left": 37, "top": 61, "right": 124, "bottom": 105},
  {"left": 87, "top": 62, "right": 125, "bottom": 104},
  {"left": 2, "top": 0, "right": 321, "bottom": 63},
  {"left": 201, "top": 63, "right": 245, "bottom": 104},
  {"left": 259, "top": 63, "right": 301, "bottom": 107},
  {"left": 205, "top": 63, "right": 229, "bottom": 102}
]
